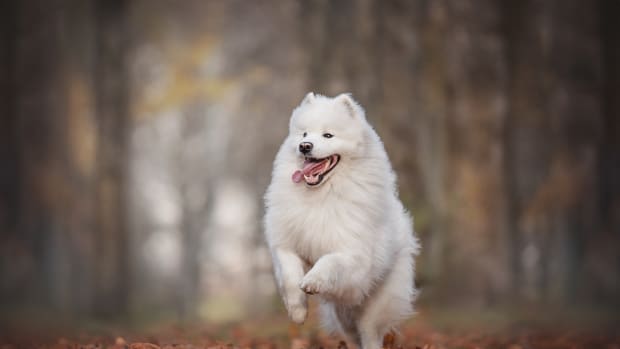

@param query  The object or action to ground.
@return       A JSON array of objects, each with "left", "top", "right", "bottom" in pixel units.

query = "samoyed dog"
[{"left": 264, "top": 93, "right": 419, "bottom": 349}]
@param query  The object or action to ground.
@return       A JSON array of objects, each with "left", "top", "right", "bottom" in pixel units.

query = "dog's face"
[{"left": 288, "top": 93, "right": 367, "bottom": 187}]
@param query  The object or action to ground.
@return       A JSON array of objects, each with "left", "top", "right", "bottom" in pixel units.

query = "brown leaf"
[
  {"left": 290, "top": 338, "right": 309, "bottom": 349},
  {"left": 383, "top": 331, "right": 395, "bottom": 349},
  {"left": 130, "top": 344, "right": 160, "bottom": 349}
]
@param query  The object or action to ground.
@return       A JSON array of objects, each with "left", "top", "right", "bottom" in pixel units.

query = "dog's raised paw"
[{"left": 299, "top": 273, "right": 326, "bottom": 295}]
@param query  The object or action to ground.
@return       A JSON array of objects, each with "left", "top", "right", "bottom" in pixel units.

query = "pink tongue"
[
  {"left": 302, "top": 160, "right": 323, "bottom": 174},
  {"left": 292, "top": 159, "right": 327, "bottom": 183},
  {"left": 292, "top": 170, "right": 303, "bottom": 183}
]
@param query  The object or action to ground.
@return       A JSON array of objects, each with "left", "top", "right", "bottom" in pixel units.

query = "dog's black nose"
[{"left": 299, "top": 142, "right": 313, "bottom": 154}]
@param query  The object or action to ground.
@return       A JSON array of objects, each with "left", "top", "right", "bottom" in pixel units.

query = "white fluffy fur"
[{"left": 264, "top": 93, "right": 419, "bottom": 349}]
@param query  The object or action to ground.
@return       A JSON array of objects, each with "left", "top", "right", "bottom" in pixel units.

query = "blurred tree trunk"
[
  {"left": 178, "top": 194, "right": 203, "bottom": 320},
  {"left": 599, "top": 0, "right": 620, "bottom": 224},
  {"left": 599, "top": 0, "right": 620, "bottom": 285},
  {"left": 440, "top": 0, "right": 511, "bottom": 304},
  {"left": 0, "top": 0, "right": 19, "bottom": 241},
  {"left": 545, "top": 1, "right": 600, "bottom": 302},
  {"left": 4, "top": 0, "right": 101, "bottom": 314},
  {"left": 502, "top": 0, "right": 602, "bottom": 303},
  {"left": 601, "top": 0, "right": 620, "bottom": 226},
  {"left": 93, "top": 0, "right": 130, "bottom": 317},
  {"left": 0, "top": 0, "right": 22, "bottom": 304},
  {"left": 500, "top": 0, "right": 526, "bottom": 300},
  {"left": 176, "top": 110, "right": 211, "bottom": 321},
  {"left": 409, "top": 1, "right": 450, "bottom": 290},
  {"left": 12, "top": 0, "right": 71, "bottom": 311}
]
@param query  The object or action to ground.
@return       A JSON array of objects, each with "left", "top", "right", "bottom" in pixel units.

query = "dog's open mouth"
[{"left": 292, "top": 155, "right": 340, "bottom": 186}]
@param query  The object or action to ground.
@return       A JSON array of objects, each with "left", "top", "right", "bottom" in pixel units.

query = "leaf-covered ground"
[{"left": 1, "top": 307, "right": 618, "bottom": 349}]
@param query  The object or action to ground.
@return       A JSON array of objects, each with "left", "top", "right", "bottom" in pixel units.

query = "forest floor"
[{"left": 1, "top": 305, "right": 619, "bottom": 349}]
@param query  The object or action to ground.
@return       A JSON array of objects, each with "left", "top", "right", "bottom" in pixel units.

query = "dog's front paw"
[
  {"left": 300, "top": 271, "right": 328, "bottom": 295},
  {"left": 288, "top": 303, "right": 308, "bottom": 324}
]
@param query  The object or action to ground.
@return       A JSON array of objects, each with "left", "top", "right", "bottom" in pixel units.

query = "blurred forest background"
[{"left": 1, "top": 0, "right": 619, "bottom": 330}]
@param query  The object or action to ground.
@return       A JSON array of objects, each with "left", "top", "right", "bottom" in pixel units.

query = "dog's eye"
[
  {"left": 303, "top": 132, "right": 307, "bottom": 137},
  {"left": 323, "top": 133, "right": 333, "bottom": 138}
]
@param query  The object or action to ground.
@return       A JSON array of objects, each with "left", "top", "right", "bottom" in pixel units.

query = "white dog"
[{"left": 264, "top": 93, "right": 419, "bottom": 349}]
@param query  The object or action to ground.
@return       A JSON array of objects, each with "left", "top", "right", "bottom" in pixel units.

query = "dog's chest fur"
[{"left": 275, "top": 182, "right": 383, "bottom": 265}]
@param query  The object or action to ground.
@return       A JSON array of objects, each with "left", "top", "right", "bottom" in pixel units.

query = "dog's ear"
[
  {"left": 300, "top": 92, "right": 315, "bottom": 106},
  {"left": 335, "top": 93, "right": 365, "bottom": 119}
]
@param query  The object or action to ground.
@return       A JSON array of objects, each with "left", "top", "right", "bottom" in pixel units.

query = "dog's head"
[{"left": 288, "top": 92, "right": 368, "bottom": 187}]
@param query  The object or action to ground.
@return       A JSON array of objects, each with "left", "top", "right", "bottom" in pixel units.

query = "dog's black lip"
[{"left": 305, "top": 154, "right": 340, "bottom": 186}]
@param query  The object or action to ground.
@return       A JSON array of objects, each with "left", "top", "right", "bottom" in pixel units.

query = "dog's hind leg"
[
  {"left": 356, "top": 251, "right": 416, "bottom": 349},
  {"left": 357, "top": 323, "right": 382, "bottom": 349},
  {"left": 320, "top": 302, "right": 362, "bottom": 348}
]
